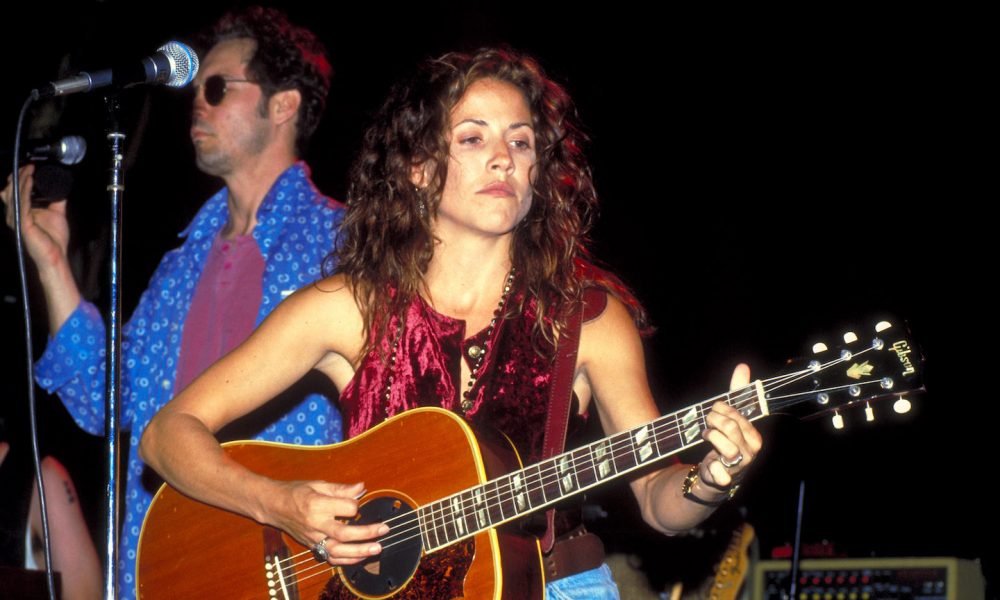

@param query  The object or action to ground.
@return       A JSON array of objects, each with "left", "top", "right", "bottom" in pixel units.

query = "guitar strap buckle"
[{"left": 543, "top": 525, "right": 606, "bottom": 582}]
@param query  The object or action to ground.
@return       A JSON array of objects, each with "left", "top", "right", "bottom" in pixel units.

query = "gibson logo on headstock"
[{"left": 890, "top": 341, "right": 916, "bottom": 376}]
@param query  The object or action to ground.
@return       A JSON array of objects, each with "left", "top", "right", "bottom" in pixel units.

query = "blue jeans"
[{"left": 546, "top": 563, "right": 620, "bottom": 599}]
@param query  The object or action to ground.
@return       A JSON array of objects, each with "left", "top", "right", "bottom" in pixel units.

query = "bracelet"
[{"left": 681, "top": 464, "right": 739, "bottom": 507}]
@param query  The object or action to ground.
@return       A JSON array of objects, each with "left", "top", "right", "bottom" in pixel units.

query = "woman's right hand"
[{"left": 270, "top": 480, "right": 389, "bottom": 565}]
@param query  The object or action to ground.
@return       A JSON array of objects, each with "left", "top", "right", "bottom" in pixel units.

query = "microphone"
[
  {"left": 35, "top": 41, "right": 199, "bottom": 98},
  {"left": 31, "top": 165, "right": 75, "bottom": 206},
  {"left": 0, "top": 136, "right": 90, "bottom": 205},
  {"left": 25, "top": 136, "right": 87, "bottom": 165},
  {"left": 27, "top": 136, "right": 86, "bottom": 204}
]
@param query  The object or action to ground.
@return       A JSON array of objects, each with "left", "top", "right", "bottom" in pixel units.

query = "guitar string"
[
  {"left": 276, "top": 349, "right": 882, "bottom": 578},
  {"left": 278, "top": 389, "right": 767, "bottom": 575},
  {"left": 275, "top": 365, "right": 826, "bottom": 574},
  {"left": 766, "top": 380, "right": 885, "bottom": 408},
  {"left": 357, "top": 369, "right": 861, "bottom": 559},
  {"left": 274, "top": 360, "right": 797, "bottom": 562},
  {"left": 273, "top": 528, "right": 425, "bottom": 595},
  {"left": 276, "top": 363, "right": 836, "bottom": 591},
  {"left": 272, "top": 391, "right": 746, "bottom": 577},
  {"left": 761, "top": 347, "right": 888, "bottom": 410},
  {"left": 392, "top": 386, "right": 770, "bottom": 553},
  {"left": 278, "top": 375, "right": 862, "bottom": 587},
  {"left": 267, "top": 554, "right": 325, "bottom": 597},
  {"left": 372, "top": 356, "right": 861, "bottom": 554},
  {"left": 401, "top": 360, "right": 857, "bottom": 552},
  {"left": 399, "top": 368, "right": 819, "bottom": 545},
  {"left": 275, "top": 389, "right": 754, "bottom": 571}
]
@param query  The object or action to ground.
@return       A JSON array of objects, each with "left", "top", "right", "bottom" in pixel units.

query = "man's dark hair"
[{"left": 209, "top": 6, "right": 332, "bottom": 155}]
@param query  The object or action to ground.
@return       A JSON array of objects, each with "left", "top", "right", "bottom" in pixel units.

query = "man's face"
[{"left": 189, "top": 38, "right": 272, "bottom": 177}]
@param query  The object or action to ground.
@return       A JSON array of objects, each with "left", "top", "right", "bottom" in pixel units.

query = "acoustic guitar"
[{"left": 137, "top": 319, "right": 922, "bottom": 599}]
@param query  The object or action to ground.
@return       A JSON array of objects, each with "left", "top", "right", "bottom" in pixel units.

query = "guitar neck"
[{"left": 416, "top": 381, "right": 768, "bottom": 552}]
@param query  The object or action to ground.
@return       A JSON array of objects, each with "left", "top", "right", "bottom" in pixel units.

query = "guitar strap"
[{"left": 539, "top": 287, "right": 607, "bottom": 553}]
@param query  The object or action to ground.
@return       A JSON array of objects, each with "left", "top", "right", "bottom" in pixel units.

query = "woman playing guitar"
[{"left": 139, "top": 47, "right": 762, "bottom": 599}]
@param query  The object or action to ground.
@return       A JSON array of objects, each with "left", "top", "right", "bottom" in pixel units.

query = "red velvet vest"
[{"left": 339, "top": 290, "right": 587, "bottom": 465}]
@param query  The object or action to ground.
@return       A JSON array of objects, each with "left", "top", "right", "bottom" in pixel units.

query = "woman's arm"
[
  {"left": 139, "top": 276, "right": 385, "bottom": 564},
  {"left": 29, "top": 457, "right": 102, "bottom": 600},
  {"left": 576, "top": 295, "right": 763, "bottom": 535}
]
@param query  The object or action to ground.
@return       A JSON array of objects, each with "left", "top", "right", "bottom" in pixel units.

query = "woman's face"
[{"left": 429, "top": 78, "right": 537, "bottom": 241}]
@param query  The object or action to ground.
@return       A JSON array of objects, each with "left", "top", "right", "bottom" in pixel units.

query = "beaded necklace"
[{"left": 383, "top": 268, "right": 516, "bottom": 414}]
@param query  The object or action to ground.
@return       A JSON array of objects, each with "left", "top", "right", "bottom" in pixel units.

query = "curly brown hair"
[{"left": 333, "top": 47, "right": 647, "bottom": 356}]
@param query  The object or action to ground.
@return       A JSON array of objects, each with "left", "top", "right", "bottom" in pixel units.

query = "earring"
[{"left": 415, "top": 187, "right": 428, "bottom": 218}]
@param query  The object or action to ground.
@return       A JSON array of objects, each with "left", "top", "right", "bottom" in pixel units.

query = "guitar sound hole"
[{"left": 342, "top": 496, "right": 422, "bottom": 596}]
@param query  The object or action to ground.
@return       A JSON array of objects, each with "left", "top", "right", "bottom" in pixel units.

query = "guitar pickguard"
[{"left": 321, "top": 538, "right": 474, "bottom": 599}]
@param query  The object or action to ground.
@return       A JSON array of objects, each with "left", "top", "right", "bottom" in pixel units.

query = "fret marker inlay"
[
  {"left": 559, "top": 455, "right": 575, "bottom": 493},
  {"left": 681, "top": 406, "right": 701, "bottom": 445},
  {"left": 633, "top": 425, "right": 655, "bottom": 462},
  {"left": 513, "top": 473, "right": 527, "bottom": 511},
  {"left": 474, "top": 489, "right": 488, "bottom": 528},
  {"left": 594, "top": 440, "right": 614, "bottom": 479},
  {"left": 451, "top": 497, "right": 465, "bottom": 535}
]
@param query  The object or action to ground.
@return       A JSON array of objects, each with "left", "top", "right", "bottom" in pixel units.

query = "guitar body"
[{"left": 137, "top": 408, "right": 544, "bottom": 599}]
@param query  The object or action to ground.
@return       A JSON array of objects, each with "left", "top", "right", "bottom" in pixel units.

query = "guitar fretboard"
[{"left": 415, "top": 382, "right": 766, "bottom": 552}]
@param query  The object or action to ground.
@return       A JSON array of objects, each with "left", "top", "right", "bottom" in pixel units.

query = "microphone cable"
[{"left": 11, "top": 89, "right": 58, "bottom": 600}]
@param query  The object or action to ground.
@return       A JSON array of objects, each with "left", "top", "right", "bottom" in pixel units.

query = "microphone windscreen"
[
  {"left": 59, "top": 136, "right": 86, "bottom": 165},
  {"left": 158, "top": 41, "right": 199, "bottom": 88},
  {"left": 31, "top": 164, "right": 74, "bottom": 206}
]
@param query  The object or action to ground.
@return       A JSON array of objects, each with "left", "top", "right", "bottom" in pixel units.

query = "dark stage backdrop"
[{"left": 1, "top": 1, "right": 987, "bottom": 596}]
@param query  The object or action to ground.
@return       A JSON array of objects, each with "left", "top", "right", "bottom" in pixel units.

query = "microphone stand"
[
  {"left": 785, "top": 479, "right": 806, "bottom": 599},
  {"left": 101, "top": 91, "right": 125, "bottom": 600}
]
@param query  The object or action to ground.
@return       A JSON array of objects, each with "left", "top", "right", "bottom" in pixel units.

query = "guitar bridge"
[{"left": 264, "top": 527, "right": 301, "bottom": 600}]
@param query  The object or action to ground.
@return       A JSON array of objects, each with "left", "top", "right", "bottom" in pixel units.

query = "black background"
[{"left": 1, "top": 2, "right": 989, "bottom": 596}]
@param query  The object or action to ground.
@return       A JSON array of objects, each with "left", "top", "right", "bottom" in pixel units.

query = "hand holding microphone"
[
  {"left": 20, "top": 136, "right": 87, "bottom": 205},
  {"left": 12, "top": 41, "right": 200, "bottom": 205},
  {"left": 2, "top": 163, "right": 74, "bottom": 281},
  {"left": 4, "top": 40, "right": 200, "bottom": 266}
]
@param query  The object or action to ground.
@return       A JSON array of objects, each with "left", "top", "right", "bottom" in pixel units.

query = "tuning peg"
[
  {"left": 812, "top": 342, "right": 828, "bottom": 354},
  {"left": 875, "top": 321, "right": 893, "bottom": 332},
  {"left": 832, "top": 412, "right": 845, "bottom": 430},
  {"left": 865, "top": 402, "right": 875, "bottom": 422},
  {"left": 893, "top": 396, "right": 912, "bottom": 414},
  {"left": 843, "top": 331, "right": 858, "bottom": 344}
]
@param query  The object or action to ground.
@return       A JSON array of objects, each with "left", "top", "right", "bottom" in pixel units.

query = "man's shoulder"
[
  {"left": 283, "top": 191, "right": 345, "bottom": 226},
  {"left": 282, "top": 168, "right": 344, "bottom": 217},
  {"left": 281, "top": 162, "right": 344, "bottom": 210},
  {"left": 305, "top": 193, "right": 346, "bottom": 215}
]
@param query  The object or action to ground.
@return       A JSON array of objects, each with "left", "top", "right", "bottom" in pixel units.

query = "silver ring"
[
  {"left": 720, "top": 453, "right": 743, "bottom": 469},
  {"left": 312, "top": 537, "right": 330, "bottom": 561}
]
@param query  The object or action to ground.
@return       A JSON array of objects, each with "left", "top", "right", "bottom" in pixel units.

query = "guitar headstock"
[{"left": 761, "top": 318, "right": 924, "bottom": 427}]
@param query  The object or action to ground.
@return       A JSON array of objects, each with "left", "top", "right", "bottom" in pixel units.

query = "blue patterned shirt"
[{"left": 34, "top": 162, "right": 345, "bottom": 599}]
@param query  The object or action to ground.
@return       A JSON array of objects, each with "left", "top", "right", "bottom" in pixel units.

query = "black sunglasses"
[{"left": 198, "top": 75, "right": 253, "bottom": 106}]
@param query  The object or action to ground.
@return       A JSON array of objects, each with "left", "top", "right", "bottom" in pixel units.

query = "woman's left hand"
[{"left": 698, "top": 363, "right": 763, "bottom": 489}]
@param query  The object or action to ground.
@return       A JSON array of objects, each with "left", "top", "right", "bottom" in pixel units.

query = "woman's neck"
[{"left": 423, "top": 236, "right": 514, "bottom": 328}]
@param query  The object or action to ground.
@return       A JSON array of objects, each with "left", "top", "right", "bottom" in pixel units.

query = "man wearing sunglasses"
[{"left": 2, "top": 7, "right": 343, "bottom": 599}]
